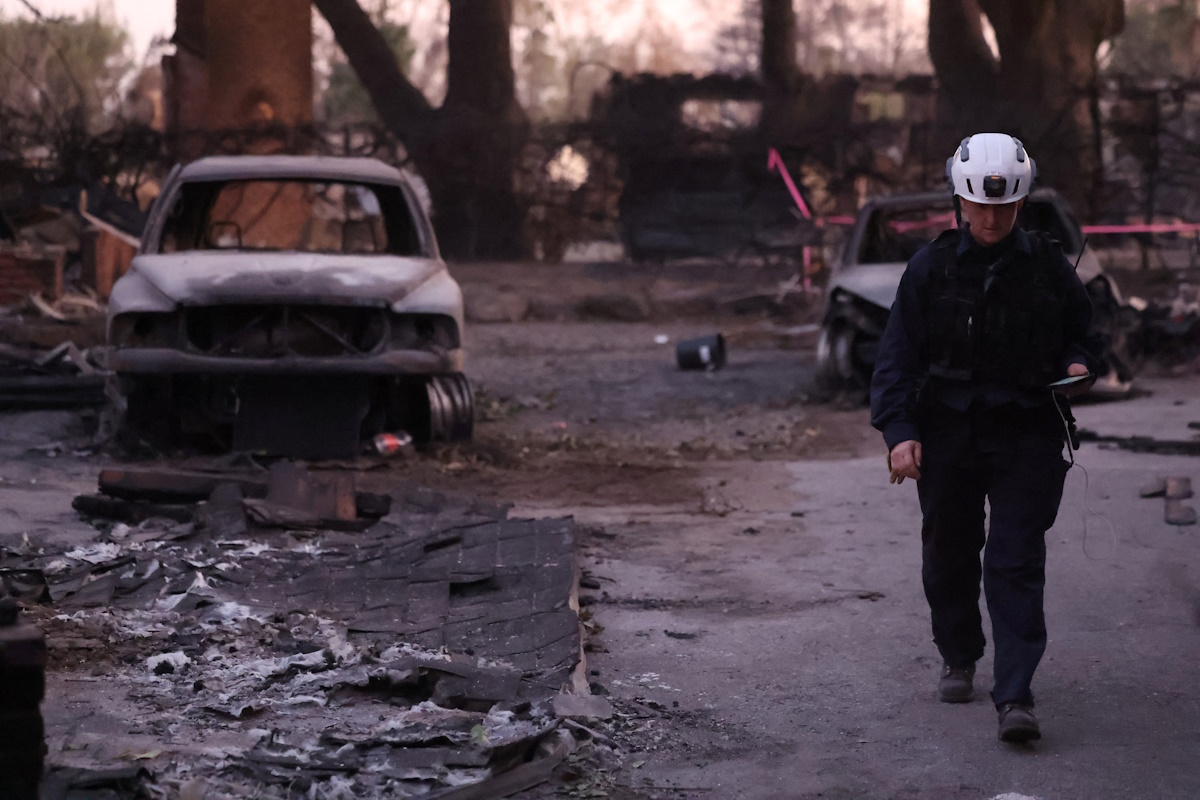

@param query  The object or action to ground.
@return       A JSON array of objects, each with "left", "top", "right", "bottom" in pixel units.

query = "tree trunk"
[
  {"left": 445, "top": 0, "right": 519, "bottom": 119},
  {"left": 437, "top": 0, "right": 528, "bottom": 259},
  {"left": 313, "top": 0, "right": 527, "bottom": 260},
  {"left": 759, "top": 0, "right": 804, "bottom": 146},
  {"left": 761, "top": 0, "right": 798, "bottom": 95},
  {"left": 927, "top": 0, "right": 998, "bottom": 124},
  {"left": 928, "top": 0, "right": 1125, "bottom": 218}
]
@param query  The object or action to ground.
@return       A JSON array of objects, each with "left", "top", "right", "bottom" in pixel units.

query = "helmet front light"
[{"left": 983, "top": 175, "right": 1007, "bottom": 198}]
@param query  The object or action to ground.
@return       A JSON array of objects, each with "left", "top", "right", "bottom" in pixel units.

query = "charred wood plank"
[
  {"left": 98, "top": 468, "right": 269, "bottom": 503},
  {"left": 0, "top": 375, "right": 106, "bottom": 409}
]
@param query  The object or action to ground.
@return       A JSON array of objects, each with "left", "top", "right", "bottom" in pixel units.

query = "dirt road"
[{"left": 423, "top": 320, "right": 1200, "bottom": 800}]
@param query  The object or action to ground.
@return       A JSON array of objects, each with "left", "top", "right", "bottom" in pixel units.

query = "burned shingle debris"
[{"left": 34, "top": 475, "right": 585, "bottom": 797}]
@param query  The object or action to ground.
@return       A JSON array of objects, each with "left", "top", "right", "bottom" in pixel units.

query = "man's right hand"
[{"left": 888, "top": 440, "right": 922, "bottom": 484}]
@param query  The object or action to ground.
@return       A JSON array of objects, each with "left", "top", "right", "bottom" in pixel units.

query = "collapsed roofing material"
[{"left": 24, "top": 475, "right": 585, "bottom": 796}]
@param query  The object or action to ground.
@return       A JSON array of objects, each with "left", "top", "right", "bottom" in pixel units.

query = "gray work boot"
[
  {"left": 997, "top": 703, "right": 1041, "bottom": 742},
  {"left": 937, "top": 663, "right": 975, "bottom": 703}
]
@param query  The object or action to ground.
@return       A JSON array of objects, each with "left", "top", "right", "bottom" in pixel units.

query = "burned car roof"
[{"left": 176, "top": 155, "right": 413, "bottom": 186}]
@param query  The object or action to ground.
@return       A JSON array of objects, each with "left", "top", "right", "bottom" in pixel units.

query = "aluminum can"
[{"left": 373, "top": 431, "right": 413, "bottom": 456}]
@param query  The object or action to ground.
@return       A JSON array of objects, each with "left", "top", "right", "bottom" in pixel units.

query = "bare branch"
[
  {"left": 313, "top": 0, "right": 435, "bottom": 140},
  {"left": 13, "top": 0, "right": 89, "bottom": 113},
  {"left": 0, "top": 44, "right": 70, "bottom": 132}
]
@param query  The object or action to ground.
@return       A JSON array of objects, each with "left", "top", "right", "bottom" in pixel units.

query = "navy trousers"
[{"left": 915, "top": 402, "right": 1069, "bottom": 708}]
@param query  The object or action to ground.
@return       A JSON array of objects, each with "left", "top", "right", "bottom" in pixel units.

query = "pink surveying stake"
[{"left": 767, "top": 148, "right": 814, "bottom": 283}]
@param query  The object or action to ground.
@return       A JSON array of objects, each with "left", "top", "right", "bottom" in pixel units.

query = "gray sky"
[
  {"left": 0, "top": 0, "right": 929, "bottom": 67},
  {"left": 0, "top": 0, "right": 743, "bottom": 60},
  {"left": 0, "top": 0, "right": 174, "bottom": 60}
]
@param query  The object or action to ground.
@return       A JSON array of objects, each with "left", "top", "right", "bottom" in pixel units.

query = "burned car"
[
  {"left": 108, "top": 155, "right": 472, "bottom": 458},
  {"left": 816, "top": 187, "right": 1138, "bottom": 396}
]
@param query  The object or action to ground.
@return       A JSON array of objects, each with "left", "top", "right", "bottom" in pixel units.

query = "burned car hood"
[
  {"left": 129, "top": 252, "right": 445, "bottom": 306},
  {"left": 831, "top": 247, "right": 1106, "bottom": 312},
  {"left": 829, "top": 262, "right": 908, "bottom": 310}
]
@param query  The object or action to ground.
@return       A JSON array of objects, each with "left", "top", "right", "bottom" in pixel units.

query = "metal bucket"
[{"left": 676, "top": 333, "right": 727, "bottom": 371}]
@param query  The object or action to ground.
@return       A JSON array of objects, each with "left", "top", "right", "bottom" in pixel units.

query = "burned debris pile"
[
  {"left": 0, "top": 198, "right": 113, "bottom": 414},
  {"left": 1, "top": 465, "right": 587, "bottom": 797},
  {"left": 0, "top": 597, "right": 46, "bottom": 800},
  {"left": 1139, "top": 475, "right": 1197, "bottom": 526},
  {"left": 0, "top": 172, "right": 143, "bottom": 304},
  {"left": 0, "top": 340, "right": 107, "bottom": 411}
]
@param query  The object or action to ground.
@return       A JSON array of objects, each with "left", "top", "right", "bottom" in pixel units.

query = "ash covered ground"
[{"left": 4, "top": 280, "right": 1200, "bottom": 799}]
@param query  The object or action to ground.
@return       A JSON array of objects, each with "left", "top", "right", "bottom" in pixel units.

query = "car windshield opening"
[
  {"left": 859, "top": 206, "right": 956, "bottom": 264},
  {"left": 1019, "top": 201, "right": 1078, "bottom": 251},
  {"left": 158, "top": 179, "right": 423, "bottom": 256},
  {"left": 857, "top": 197, "right": 1080, "bottom": 264}
]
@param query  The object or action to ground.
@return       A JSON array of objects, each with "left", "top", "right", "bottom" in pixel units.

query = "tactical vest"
[{"left": 925, "top": 229, "right": 1067, "bottom": 390}]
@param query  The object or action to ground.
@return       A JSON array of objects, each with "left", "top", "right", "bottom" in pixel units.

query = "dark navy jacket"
[{"left": 869, "top": 225, "right": 1105, "bottom": 451}]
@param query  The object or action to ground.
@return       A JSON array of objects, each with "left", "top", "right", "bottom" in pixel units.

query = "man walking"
[{"left": 870, "top": 133, "right": 1105, "bottom": 742}]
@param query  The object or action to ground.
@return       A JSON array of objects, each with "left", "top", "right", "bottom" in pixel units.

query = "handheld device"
[{"left": 1048, "top": 373, "right": 1093, "bottom": 389}]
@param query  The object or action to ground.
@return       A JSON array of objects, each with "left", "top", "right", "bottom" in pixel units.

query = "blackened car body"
[{"left": 107, "top": 155, "right": 472, "bottom": 456}]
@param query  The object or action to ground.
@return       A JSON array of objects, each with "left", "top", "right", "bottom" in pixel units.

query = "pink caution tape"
[
  {"left": 770, "top": 150, "right": 1200, "bottom": 242},
  {"left": 768, "top": 148, "right": 815, "bottom": 269},
  {"left": 1082, "top": 222, "right": 1200, "bottom": 234}
]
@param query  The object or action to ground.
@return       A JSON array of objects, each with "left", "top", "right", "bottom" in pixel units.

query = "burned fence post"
[{"left": 0, "top": 597, "right": 46, "bottom": 799}]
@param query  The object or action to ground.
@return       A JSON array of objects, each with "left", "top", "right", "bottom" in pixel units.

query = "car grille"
[{"left": 183, "top": 304, "right": 388, "bottom": 358}]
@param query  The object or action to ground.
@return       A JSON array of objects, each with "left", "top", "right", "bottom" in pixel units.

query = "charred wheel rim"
[
  {"left": 427, "top": 373, "right": 474, "bottom": 443},
  {"left": 817, "top": 323, "right": 863, "bottom": 387}
]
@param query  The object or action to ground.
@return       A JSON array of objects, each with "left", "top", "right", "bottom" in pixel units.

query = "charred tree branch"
[{"left": 312, "top": 0, "right": 435, "bottom": 138}]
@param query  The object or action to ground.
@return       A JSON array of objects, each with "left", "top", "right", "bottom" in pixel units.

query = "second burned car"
[
  {"left": 107, "top": 155, "right": 472, "bottom": 459},
  {"left": 816, "top": 187, "right": 1140, "bottom": 397}
]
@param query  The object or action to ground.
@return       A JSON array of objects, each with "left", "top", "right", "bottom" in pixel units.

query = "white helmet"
[{"left": 946, "top": 133, "right": 1035, "bottom": 205}]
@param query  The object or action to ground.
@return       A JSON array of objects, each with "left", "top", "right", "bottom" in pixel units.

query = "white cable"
[{"left": 1052, "top": 393, "right": 1116, "bottom": 560}]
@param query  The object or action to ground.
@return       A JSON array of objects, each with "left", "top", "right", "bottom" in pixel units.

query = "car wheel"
[
  {"left": 390, "top": 374, "right": 475, "bottom": 445},
  {"left": 428, "top": 373, "right": 474, "bottom": 443},
  {"left": 817, "top": 322, "right": 869, "bottom": 389}
]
